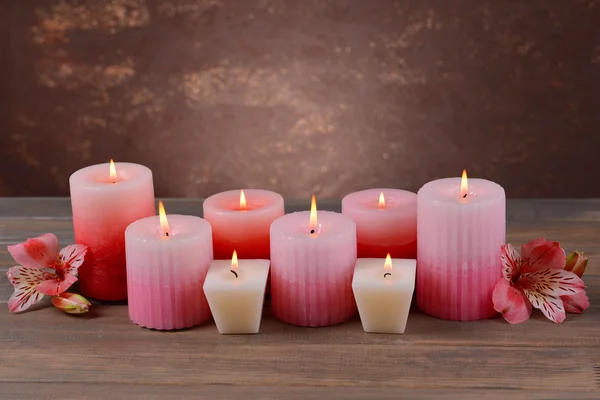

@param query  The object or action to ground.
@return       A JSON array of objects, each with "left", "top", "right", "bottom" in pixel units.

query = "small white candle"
[
  {"left": 352, "top": 255, "right": 416, "bottom": 334},
  {"left": 203, "top": 251, "right": 270, "bottom": 334}
]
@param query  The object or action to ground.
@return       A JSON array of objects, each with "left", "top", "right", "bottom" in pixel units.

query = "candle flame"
[
  {"left": 231, "top": 250, "right": 239, "bottom": 271},
  {"left": 109, "top": 159, "right": 117, "bottom": 182},
  {"left": 384, "top": 253, "right": 393, "bottom": 271},
  {"left": 460, "top": 169, "right": 468, "bottom": 199},
  {"left": 378, "top": 192, "right": 385, "bottom": 209},
  {"left": 309, "top": 194, "right": 318, "bottom": 232},
  {"left": 158, "top": 201, "right": 170, "bottom": 237},
  {"left": 239, "top": 190, "right": 247, "bottom": 210}
]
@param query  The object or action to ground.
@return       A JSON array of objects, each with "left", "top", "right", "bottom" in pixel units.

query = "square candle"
[
  {"left": 204, "top": 253, "right": 270, "bottom": 334},
  {"left": 352, "top": 256, "right": 416, "bottom": 334}
]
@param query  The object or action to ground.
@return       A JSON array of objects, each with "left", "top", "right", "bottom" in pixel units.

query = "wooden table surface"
[{"left": 0, "top": 198, "right": 599, "bottom": 399}]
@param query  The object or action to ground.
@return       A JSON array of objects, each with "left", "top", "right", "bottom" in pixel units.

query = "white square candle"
[
  {"left": 204, "top": 253, "right": 270, "bottom": 334},
  {"left": 352, "top": 256, "right": 416, "bottom": 334}
]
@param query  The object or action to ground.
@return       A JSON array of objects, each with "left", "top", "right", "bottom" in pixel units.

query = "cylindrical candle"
[
  {"left": 342, "top": 188, "right": 417, "bottom": 258},
  {"left": 417, "top": 173, "right": 505, "bottom": 321},
  {"left": 70, "top": 161, "right": 155, "bottom": 301},
  {"left": 270, "top": 202, "right": 357, "bottom": 327},
  {"left": 203, "top": 189, "right": 284, "bottom": 260},
  {"left": 126, "top": 212, "right": 213, "bottom": 330}
]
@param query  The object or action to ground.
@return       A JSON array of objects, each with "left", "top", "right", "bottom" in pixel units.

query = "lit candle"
[
  {"left": 69, "top": 160, "right": 155, "bottom": 301},
  {"left": 203, "top": 189, "right": 284, "bottom": 294},
  {"left": 342, "top": 189, "right": 417, "bottom": 258},
  {"left": 352, "top": 254, "right": 416, "bottom": 334},
  {"left": 203, "top": 189, "right": 284, "bottom": 260},
  {"left": 270, "top": 195, "right": 357, "bottom": 327},
  {"left": 125, "top": 201, "right": 213, "bottom": 330},
  {"left": 203, "top": 250, "right": 270, "bottom": 334},
  {"left": 417, "top": 170, "right": 505, "bottom": 321}
]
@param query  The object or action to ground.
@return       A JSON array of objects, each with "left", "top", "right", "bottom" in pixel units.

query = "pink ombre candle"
[
  {"left": 70, "top": 161, "right": 155, "bottom": 301},
  {"left": 203, "top": 189, "right": 284, "bottom": 260},
  {"left": 270, "top": 196, "right": 357, "bottom": 327},
  {"left": 125, "top": 203, "right": 213, "bottom": 330},
  {"left": 417, "top": 171, "right": 505, "bottom": 321},
  {"left": 342, "top": 188, "right": 417, "bottom": 259}
]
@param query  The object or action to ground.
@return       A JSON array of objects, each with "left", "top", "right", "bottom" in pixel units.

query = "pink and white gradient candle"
[
  {"left": 70, "top": 161, "right": 155, "bottom": 301},
  {"left": 417, "top": 171, "right": 505, "bottom": 321},
  {"left": 270, "top": 197, "right": 357, "bottom": 327},
  {"left": 342, "top": 188, "right": 417, "bottom": 259},
  {"left": 203, "top": 189, "right": 284, "bottom": 260},
  {"left": 125, "top": 203, "right": 213, "bottom": 330}
]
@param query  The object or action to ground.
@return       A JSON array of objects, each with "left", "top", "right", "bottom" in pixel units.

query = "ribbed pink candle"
[
  {"left": 417, "top": 174, "right": 505, "bottom": 321},
  {"left": 270, "top": 207, "right": 357, "bottom": 327},
  {"left": 125, "top": 213, "right": 213, "bottom": 330}
]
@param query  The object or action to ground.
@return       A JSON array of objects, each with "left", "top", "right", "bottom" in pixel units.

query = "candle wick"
[
  {"left": 310, "top": 229, "right": 315, "bottom": 234},
  {"left": 165, "top": 232, "right": 169, "bottom": 237},
  {"left": 230, "top": 269, "right": 238, "bottom": 278},
  {"left": 384, "top": 272, "right": 392, "bottom": 278},
  {"left": 462, "top": 193, "right": 467, "bottom": 199}
]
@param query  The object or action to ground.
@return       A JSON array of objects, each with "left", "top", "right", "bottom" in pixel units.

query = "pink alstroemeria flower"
[
  {"left": 492, "top": 239, "right": 587, "bottom": 324},
  {"left": 6, "top": 233, "right": 87, "bottom": 313}
]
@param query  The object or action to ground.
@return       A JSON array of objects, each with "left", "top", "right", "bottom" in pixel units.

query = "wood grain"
[{"left": 0, "top": 198, "right": 599, "bottom": 399}]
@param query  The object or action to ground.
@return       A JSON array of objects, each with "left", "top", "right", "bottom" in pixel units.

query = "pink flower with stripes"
[
  {"left": 492, "top": 239, "right": 589, "bottom": 324},
  {"left": 6, "top": 233, "right": 89, "bottom": 313}
]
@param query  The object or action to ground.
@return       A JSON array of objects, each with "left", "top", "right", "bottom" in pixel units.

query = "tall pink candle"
[
  {"left": 417, "top": 171, "right": 505, "bottom": 321},
  {"left": 125, "top": 203, "right": 213, "bottom": 330},
  {"left": 270, "top": 197, "right": 357, "bottom": 327},
  {"left": 70, "top": 161, "right": 155, "bottom": 301},
  {"left": 342, "top": 188, "right": 417, "bottom": 259}
]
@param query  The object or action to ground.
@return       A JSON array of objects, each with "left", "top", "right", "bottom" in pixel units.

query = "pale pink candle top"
[
  {"left": 203, "top": 189, "right": 284, "bottom": 239},
  {"left": 342, "top": 188, "right": 416, "bottom": 239}
]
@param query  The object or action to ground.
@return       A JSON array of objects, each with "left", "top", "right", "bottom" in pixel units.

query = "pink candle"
[
  {"left": 70, "top": 161, "right": 155, "bottom": 301},
  {"left": 417, "top": 170, "right": 505, "bottom": 321},
  {"left": 270, "top": 196, "right": 357, "bottom": 327},
  {"left": 342, "top": 188, "right": 417, "bottom": 258},
  {"left": 125, "top": 202, "right": 213, "bottom": 330},
  {"left": 203, "top": 189, "right": 284, "bottom": 260}
]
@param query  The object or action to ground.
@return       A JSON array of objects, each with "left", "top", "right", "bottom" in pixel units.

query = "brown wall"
[{"left": 2, "top": 0, "right": 600, "bottom": 199}]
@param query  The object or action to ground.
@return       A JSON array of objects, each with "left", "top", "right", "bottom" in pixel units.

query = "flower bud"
[
  {"left": 51, "top": 293, "right": 91, "bottom": 314},
  {"left": 564, "top": 251, "right": 588, "bottom": 278}
]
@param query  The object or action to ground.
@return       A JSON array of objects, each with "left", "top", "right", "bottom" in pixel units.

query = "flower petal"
[
  {"left": 6, "top": 266, "right": 49, "bottom": 313},
  {"left": 492, "top": 278, "right": 532, "bottom": 324},
  {"left": 522, "top": 289, "right": 566, "bottom": 323},
  {"left": 51, "top": 292, "right": 91, "bottom": 315},
  {"left": 7, "top": 233, "right": 60, "bottom": 269},
  {"left": 36, "top": 274, "right": 78, "bottom": 296},
  {"left": 561, "top": 292, "right": 590, "bottom": 314},
  {"left": 564, "top": 251, "right": 588, "bottom": 278},
  {"left": 520, "top": 239, "right": 565, "bottom": 273},
  {"left": 57, "top": 244, "right": 87, "bottom": 276},
  {"left": 500, "top": 244, "right": 521, "bottom": 281},
  {"left": 520, "top": 269, "right": 585, "bottom": 297}
]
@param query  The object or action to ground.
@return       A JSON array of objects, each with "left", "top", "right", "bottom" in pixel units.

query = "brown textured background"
[{"left": 2, "top": 0, "right": 600, "bottom": 198}]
